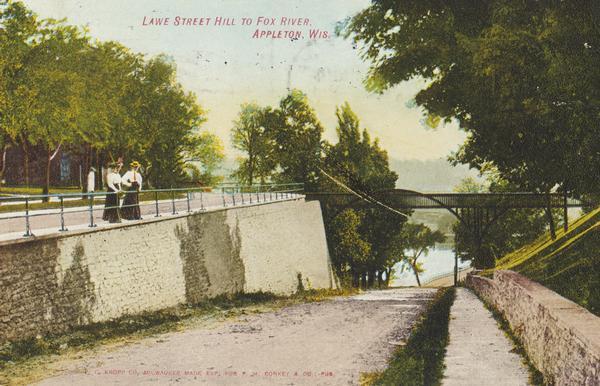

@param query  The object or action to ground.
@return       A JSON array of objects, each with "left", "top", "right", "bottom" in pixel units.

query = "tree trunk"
[
  {"left": 377, "top": 271, "right": 384, "bottom": 288},
  {"left": 545, "top": 192, "right": 556, "bottom": 240},
  {"left": 43, "top": 147, "right": 52, "bottom": 202},
  {"left": 0, "top": 143, "right": 9, "bottom": 184},
  {"left": 385, "top": 267, "right": 393, "bottom": 287},
  {"left": 351, "top": 268, "right": 359, "bottom": 288},
  {"left": 22, "top": 140, "right": 30, "bottom": 188},
  {"left": 367, "top": 268, "right": 376, "bottom": 288},
  {"left": 360, "top": 272, "right": 367, "bottom": 290},
  {"left": 248, "top": 153, "right": 254, "bottom": 186},
  {"left": 411, "top": 262, "right": 421, "bottom": 287}
]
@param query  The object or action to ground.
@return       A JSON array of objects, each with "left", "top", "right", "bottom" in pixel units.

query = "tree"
[
  {"left": 18, "top": 21, "right": 89, "bottom": 199},
  {"left": 344, "top": 1, "right": 600, "bottom": 200},
  {"left": 452, "top": 173, "right": 561, "bottom": 269},
  {"left": 271, "top": 89, "right": 324, "bottom": 190},
  {"left": 186, "top": 131, "right": 224, "bottom": 186},
  {"left": 327, "top": 208, "right": 371, "bottom": 288},
  {"left": 231, "top": 103, "right": 276, "bottom": 185},
  {"left": 0, "top": 1, "right": 43, "bottom": 187},
  {"left": 397, "top": 223, "right": 445, "bottom": 287},
  {"left": 322, "top": 102, "right": 409, "bottom": 288}
]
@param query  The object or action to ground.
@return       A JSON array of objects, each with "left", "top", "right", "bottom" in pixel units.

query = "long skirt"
[
  {"left": 121, "top": 182, "right": 141, "bottom": 220},
  {"left": 102, "top": 189, "right": 121, "bottom": 223}
]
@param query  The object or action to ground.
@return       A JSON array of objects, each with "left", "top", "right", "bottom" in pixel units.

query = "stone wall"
[
  {"left": 467, "top": 271, "right": 600, "bottom": 385},
  {"left": 0, "top": 199, "right": 335, "bottom": 343}
]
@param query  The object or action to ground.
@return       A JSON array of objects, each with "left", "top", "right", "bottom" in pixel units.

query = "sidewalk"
[
  {"left": 0, "top": 193, "right": 303, "bottom": 242},
  {"left": 442, "top": 288, "right": 529, "bottom": 385}
]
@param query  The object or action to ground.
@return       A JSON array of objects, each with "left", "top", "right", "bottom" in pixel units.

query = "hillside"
[{"left": 490, "top": 207, "right": 600, "bottom": 316}]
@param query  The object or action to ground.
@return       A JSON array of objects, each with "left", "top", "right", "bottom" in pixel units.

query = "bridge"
[
  {"left": 306, "top": 189, "right": 587, "bottom": 284},
  {"left": 306, "top": 189, "right": 584, "bottom": 230}
]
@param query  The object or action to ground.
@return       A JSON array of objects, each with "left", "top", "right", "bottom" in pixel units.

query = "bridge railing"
[{"left": 0, "top": 183, "right": 304, "bottom": 239}]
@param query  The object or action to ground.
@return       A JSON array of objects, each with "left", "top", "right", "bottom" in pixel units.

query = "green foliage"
[
  {"left": 494, "top": 207, "right": 600, "bottom": 316},
  {"left": 329, "top": 209, "right": 371, "bottom": 275},
  {"left": 321, "top": 102, "right": 409, "bottom": 287},
  {"left": 390, "top": 223, "right": 445, "bottom": 287},
  {"left": 231, "top": 90, "right": 323, "bottom": 189},
  {"left": 453, "top": 173, "right": 560, "bottom": 269},
  {"left": 0, "top": 1, "right": 222, "bottom": 191},
  {"left": 271, "top": 90, "right": 324, "bottom": 190},
  {"left": 345, "top": 1, "right": 600, "bottom": 197},
  {"left": 364, "top": 288, "right": 455, "bottom": 386},
  {"left": 231, "top": 103, "right": 276, "bottom": 185}
]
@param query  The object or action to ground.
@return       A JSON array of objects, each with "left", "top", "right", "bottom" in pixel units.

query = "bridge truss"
[{"left": 306, "top": 189, "right": 587, "bottom": 283}]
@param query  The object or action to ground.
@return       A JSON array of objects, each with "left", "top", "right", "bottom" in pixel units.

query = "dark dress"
[
  {"left": 102, "top": 186, "right": 121, "bottom": 223},
  {"left": 121, "top": 181, "right": 141, "bottom": 220}
]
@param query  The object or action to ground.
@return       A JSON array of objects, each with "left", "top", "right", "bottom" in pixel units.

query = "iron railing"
[{"left": 0, "top": 183, "right": 304, "bottom": 239}]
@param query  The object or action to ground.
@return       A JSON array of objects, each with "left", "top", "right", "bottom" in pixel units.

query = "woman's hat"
[{"left": 130, "top": 161, "right": 141, "bottom": 168}]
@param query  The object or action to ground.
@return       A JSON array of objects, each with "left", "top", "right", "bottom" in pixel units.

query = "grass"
[
  {"left": 0, "top": 288, "right": 356, "bottom": 384},
  {"left": 489, "top": 207, "right": 600, "bottom": 316},
  {"left": 360, "top": 287, "right": 456, "bottom": 386},
  {"left": 0, "top": 186, "right": 82, "bottom": 196},
  {"left": 0, "top": 198, "right": 105, "bottom": 213}
]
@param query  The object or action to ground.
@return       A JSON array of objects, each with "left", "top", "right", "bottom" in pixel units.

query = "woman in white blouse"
[
  {"left": 102, "top": 162, "right": 122, "bottom": 223},
  {"left": 121, "top": 161, "right": 143, "bottom": 220}
]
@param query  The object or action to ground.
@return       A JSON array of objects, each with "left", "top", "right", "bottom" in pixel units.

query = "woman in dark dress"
[
  {"left": 102, "top": 162, "right": 122, "bottom": 223},
  {"left": 121, "top": 161, "right": 142, "bottom": 220}
]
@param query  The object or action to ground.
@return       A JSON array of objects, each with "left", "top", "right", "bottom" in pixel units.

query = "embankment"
[
  {"left": 467, "top": 271, "right": 600, "bottom": 385},
  {"left": 0, "top": 199, "right": 335, "bottom": 343}
]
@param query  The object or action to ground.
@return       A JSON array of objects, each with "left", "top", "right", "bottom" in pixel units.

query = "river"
[{"left": 391, "top": 246, "right": 471, "bottom": 286}]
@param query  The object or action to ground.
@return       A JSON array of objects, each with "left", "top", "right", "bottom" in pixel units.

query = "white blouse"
[
  {"left": 106, "top": 172, "right": 122, "bottom": 192},
  {"left": 121, "top": 170, "right": 143, "bottom": 190}
]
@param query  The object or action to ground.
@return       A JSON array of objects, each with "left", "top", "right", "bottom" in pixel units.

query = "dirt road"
[{"left": 35, "top": 288, "right": 437, "bottom": 385}]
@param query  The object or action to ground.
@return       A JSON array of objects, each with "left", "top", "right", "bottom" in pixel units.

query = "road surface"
[{"left": 36, "top": 289, "right": 437, "bottom": 385}]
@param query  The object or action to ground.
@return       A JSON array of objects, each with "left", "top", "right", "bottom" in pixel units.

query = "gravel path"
[
  {"left": 36, "top": 289, "right": 437, "bottom": 386},
  {"left": 442, "top": 288, "right": 529, "bottom": 385}
]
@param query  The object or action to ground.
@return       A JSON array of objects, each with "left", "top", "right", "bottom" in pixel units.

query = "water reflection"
[{"left": 391, "top": 245, "right": 471, "bottom": 287}]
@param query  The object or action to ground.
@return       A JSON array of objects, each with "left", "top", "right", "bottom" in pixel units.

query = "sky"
[{"left": 23, "top": 0, "right": 468, "bottom": 163}]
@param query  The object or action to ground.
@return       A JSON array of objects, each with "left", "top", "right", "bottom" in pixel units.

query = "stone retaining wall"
[
  {"left": 467, "top": 270, "right": 600, "bottom": 385},
  {"left": 0, "top": 199, "right": 335, "bottom": 343}
]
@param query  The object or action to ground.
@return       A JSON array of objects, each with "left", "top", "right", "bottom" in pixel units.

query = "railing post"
[
  {"left": 154, "top": 191, "right": 160, "bottom": 217},
  {"left": 256, "top": 186, "right": 260, "bottom": 203},
  {"left": 88, "top": 195, "right": 96, "bottom": 228},
  {"left": 222, "top": 187, "right": 227, "bottom": 207},
  {"left": 59, "top": 194, "right": 67, "bottom": 232},
  {"left": 241, "top": 190, "right": 245, "bottom": 205},
  {"left": 232, "top": 191, "right": 236, "bottom": 206},
  {"left": 171, "top": 190, "right": 177, "bottom": 214},
  {"left": 200, "top": 190, "right": 205, "bottom": 211},
  {"left": 23, "top": 197, "right": 32, "bottom": 237},
  {"left": 186, "top": 191, "right": 191, "bottom": 213}
]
